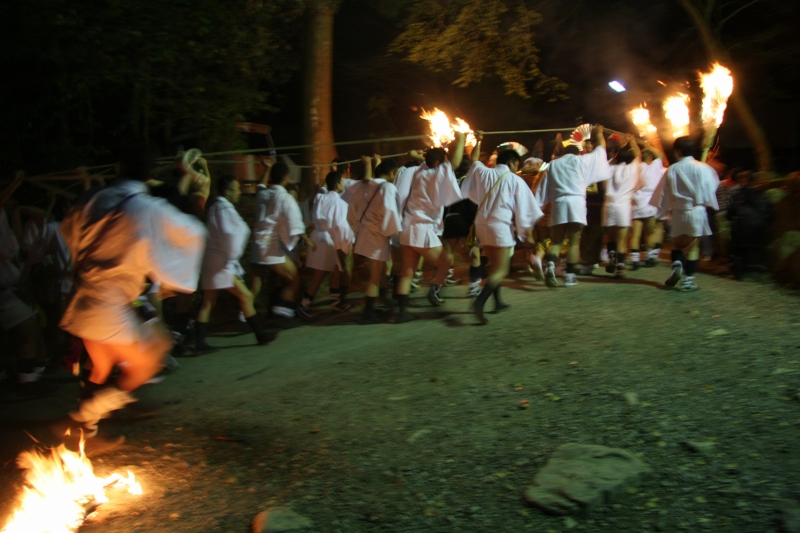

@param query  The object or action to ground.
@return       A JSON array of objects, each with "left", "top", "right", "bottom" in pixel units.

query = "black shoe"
[
  {"left": 255, "top": 329, "right": 279, "bottom": 345},
  {"left": 493, "top": 287, "right": 510, "bottom": 312},
  {"left": 605, "top": 252, "right": 617, "bottom": 274},
  {"left": 427, "top": 285, "right": 444, "bottom": 306}
]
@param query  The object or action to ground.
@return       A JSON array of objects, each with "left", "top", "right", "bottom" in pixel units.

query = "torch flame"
[
  {"left": 663, "top": 94, "right": 691, "bottom": 138},
  {"left": 700, "top": 62, "right": 733, "bottom": 127},
  {"left": 1, "top": 438, "right": 142, "bottom": 533},
  {"left": 420, "top": 108, "right": 475, "bottom": 149},
  {"left": 630, "top": 105, "right": 657, "bottom": 137}
]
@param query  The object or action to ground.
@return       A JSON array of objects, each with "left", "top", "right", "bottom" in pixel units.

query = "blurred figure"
[{"left": 727, "top": 171, "right": 773, "bottom": 280}]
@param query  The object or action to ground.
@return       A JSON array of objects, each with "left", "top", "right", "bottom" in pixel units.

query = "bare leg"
[
  {"left": 366, "top": 259, "right": 386, "bottom": 298},
  {"left": 228, "top": 277, "right": 257, "bottom": 318},
  {"left": 305, "top": 269, "right": 329, "bottom": 299},
  {"left": 196, "top": 289, "right": 219, "bottom": 324},
  {"left": 271, "top": 258, "right": 300, "bottom": 303}
]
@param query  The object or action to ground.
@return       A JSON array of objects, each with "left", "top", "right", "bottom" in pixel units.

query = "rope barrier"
[{"left": 14, "top": 126, "right": 586, "bottom": 183}]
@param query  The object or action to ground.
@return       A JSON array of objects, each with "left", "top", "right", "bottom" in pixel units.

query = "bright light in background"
[{"left": 608, "top": 81, "right": 626, "bottom": 93}]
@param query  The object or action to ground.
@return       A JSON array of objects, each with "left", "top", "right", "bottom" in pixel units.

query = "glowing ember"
[
  {"left": 1, "top": 439, "right": 142, "bottom": 533},
  {"left": 420, "top": 108, "right": 474, "bottom": 148},
  {"left": 630, "top": 105, "right": 657, "bottom": 137},
  {"left": 699, "top": 62, "right": 733, "bottom": 127},
  {"left": 663, "top": 94, "right": 691, "bottom": 138}
]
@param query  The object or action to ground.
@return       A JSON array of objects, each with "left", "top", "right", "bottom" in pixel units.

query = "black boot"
[
  {"left": 395, "top": 294, "right": 416, "bottom": 323},
  {"left": 472, "top": 282, "right": 496, "bottom": 325},
  {"left": 363, "top": 297, "right": 381, "bottom": 324},
  {"left": 379, "top": 287, "right": 395, "bottom": 313},
  {"left": 246, "top": 315, "right": 278, "bottom": 345},
  {"left": 493, "top": 285, "right": 510, "bottom": 311},
  {"left": 194, "top": 322, "right": 218, "bottom": 353},
  {"left": 605, "top": 243, "right": 617, "bottom": 274}
]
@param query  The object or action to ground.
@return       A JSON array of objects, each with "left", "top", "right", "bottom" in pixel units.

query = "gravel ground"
[{"left": 2, "top": 252, "right": 800, "bottom": 533}]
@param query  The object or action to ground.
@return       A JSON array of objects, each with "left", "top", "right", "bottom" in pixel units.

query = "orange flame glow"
[
  {"left": 699, "top": 62, "right": 733, "bottom": 127},
  {"left": 1, "top": 439, "right": 142, "bottom": 532},
  {"left": 420, "top": 108, "right": 475, "bottom": 148},
  {"left": 663, "top": 94, "right": 691, "bottom": 138},
  {"left": 630, "top": 105, "right": 657, "bottom": 137}
]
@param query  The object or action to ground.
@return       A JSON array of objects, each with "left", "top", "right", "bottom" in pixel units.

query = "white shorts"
[
  {"left": 671, "top": 206, "right": 712, "bottom": 238},
  {"left": 0, "top": 288, "right": 36, "bottom": 330},
  {"left": 602, "top": 203, "right": 633, "bottom": 228},
  {"left": 549, "top": 197, "right": 587, "bottom": 226},
  {"left": 400, "top": 223, "right": 441, "bottom": 249},
  {"left": 355, "top": 229, "right": 392, "bottom": 262},
  {"left": 476, "top": 223, "right": 516, "bottom": 248},
  {"left": 251, "top": 238, "right": 287, "bottom": 266}
]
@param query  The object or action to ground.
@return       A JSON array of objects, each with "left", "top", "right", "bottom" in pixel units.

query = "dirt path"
[{"left": 2, "top": 255, "right": 800, "bottom": 532}]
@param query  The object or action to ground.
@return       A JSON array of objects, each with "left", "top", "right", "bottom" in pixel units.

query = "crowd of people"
[{"left": 0, "top": 126, "right": 772, "bottom": 447}]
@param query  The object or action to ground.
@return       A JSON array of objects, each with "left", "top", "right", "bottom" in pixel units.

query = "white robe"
[
  {"left": 535, "top": 147, "right": 611, "bottom": 226},
  {"left": 602, "top": 161, "right": 643, "bottom": 227},
  {"left": 461, "top": 162, "right": 543, "bottom": 247},
  {"left": 340, "top": 178, "right": 360, "bottom": 204},
  {"left": 348, "top": 178, "right": 402, "bottom": 262},
  {"left": 650, "top": 156, "right": 719, "bottom": 237},
  {"left": 632, "top": 159, "right": 666, "bottom": 219},
  {"left": 201, "top": 197, "right": 250, "bottom": 290},
  {"left": 60, "top": 180, "right": 207, "bottom": 343},
  {"left": 396, "top": 162, "right": 462, "bottom": 248},
  {"left": 306, "top": 191, "right": 354, "bottom": 271},
  {"left": 251, "top": 184, "right": 306, "bottom": 265}
]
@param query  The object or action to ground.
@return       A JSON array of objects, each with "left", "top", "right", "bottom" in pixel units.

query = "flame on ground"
[
  {"left": 663, "top": 94, "right": 691, "bottom": 138},
  {"left": 630, "top": 105, "right": 657, "bottom": 137},
  {"left": 420, "top": 108, "right": 475, "bottom": 149},
  {"left": 1, "top": 438, "right": 142, "bottom": 533},
  {"left": 700, "top": 62, "right": 733, "bottom": 128}
]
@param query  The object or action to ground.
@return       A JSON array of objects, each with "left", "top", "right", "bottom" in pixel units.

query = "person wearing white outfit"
[
  {"left": 196, "top": 176, "right": 277, "bottom": 350},
  {"left": 602, "top": 135, "right": 643, "bottom": 277},
  {"left": 461, "top": 134, "right": 543, "bottom": 324},
  {"left": 250, "top": 162, "right": 309, "bottom": 319},
  {"left": 298, "top": 171, "right": 356, "bottom": 318},
  {"left": 535, "top": 125, "right": 611, "bottom": 287},
  {"left": 394, "top": 132, "right": 466, "bottom": 322},
  {"left": 347, "top": 158, "right": 402, "bottom": 322},
  {"left": 630, "top": 144, "right": 667, "bottom": 268},
  {"left": 649, "top": 136, "right": 720, "bottom": 291},
  {"left": 59, "top": 151, "right": 206, "bottom": 441}
]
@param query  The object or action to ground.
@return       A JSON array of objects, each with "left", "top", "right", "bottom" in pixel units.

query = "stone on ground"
[
  {"left": 524, "top": 443, "right": 652, "bottom": 515},
  {"left": 251, "top": 507, "right": 313, "bottom": 532}
]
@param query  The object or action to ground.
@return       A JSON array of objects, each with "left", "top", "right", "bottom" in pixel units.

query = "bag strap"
[
  {"left": 359, "top": 182, "right": 386, "bottom": 223},
  {"left": 475, "top": 171, "right": 511, "bottom": 215}
]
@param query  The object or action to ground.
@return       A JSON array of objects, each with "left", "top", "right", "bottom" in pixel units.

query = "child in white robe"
[
  {"left": 59, "top": 152, "right": 206, "bottom": 442},
  {"left": 196, "top": 176, "right": 276, "bottom": 350},
  {"left": 461, "top": 135, "right": 543, "bottom": 324},
  {"left": 298, "top": 171, "right": 356, "bottom": 318},
  {"left": 602, "top": 135, "right": 643, "bottom": 276},
  {"left": 250, "top": 162, "right": 308, "bottom": 319},
  {"left": 650, "top": 136, "right": 719, "bottom": 291},
  {"left": 535, "top": 125, "right": 611, "bottom": 287},
  {"left": 394, "top": 133, "right": 466, "bottom": 322},
  {"left": 347, "top": 158, "right": 402, "bottom": 322},
  {"left": 630, "top": 144, "right": 667, "bottom": 267}
]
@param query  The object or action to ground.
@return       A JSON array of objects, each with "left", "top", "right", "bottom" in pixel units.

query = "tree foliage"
[
  {"left": 0, "top": 0, "right": 306, "bottom": 174},
  {"left": 388, "top": 0, "right": 566, "bottom": 100}
]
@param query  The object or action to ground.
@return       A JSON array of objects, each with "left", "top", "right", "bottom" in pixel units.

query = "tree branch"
[{"left": 715, "top": 0, "right": 761, "bottom": 33}]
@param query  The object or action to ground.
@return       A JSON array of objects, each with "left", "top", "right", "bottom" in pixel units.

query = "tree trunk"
[
  {"left": 676, "top": 0, "right": 772, "bottom": 171},
  {"left": 301, "top": 1, "right": 338, "bottom": 199}
]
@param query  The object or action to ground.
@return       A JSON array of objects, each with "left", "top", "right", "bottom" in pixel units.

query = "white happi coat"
[
  {"left": 340, "top": 178, "right": 360, "bottom": 204},
  {"left": 201, "top": 197, "right": 249, "bottom": 290},
  {"left": 535, "top": 147, "right": 611, "bottom": 226},
  {"left": 461, "top": 162, "right": 543, "bottom": 247},
  {"left": 396, "top": 162, "right": 462, "bottom": 248},
  {"left": 348, "top": 178, "right": 402, "bottom": 262},
  {"left": 306, "top": 190, "right": 354, "bottom": 271},
  {"left": 60, "top": 180, "right": 207, "bottom": 343},
  {"left": 251, "top": 184, "right": 305, "bottom": 265},
  {"left": 632, "top": 159, "right": 666, "bottom": 219},
  {"left": 602, "top": 161, "right": 643, "bottom": 227},
  {"left": 650, "top": 156, "right": 719, "bottom": 237}
]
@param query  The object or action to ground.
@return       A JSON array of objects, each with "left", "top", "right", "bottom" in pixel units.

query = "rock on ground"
[
  {"left": 524, "top": 443, "right": 652, "bottom": 515},
  {"left": 252, "top": 507, "right": 313, "bottom": 532}
]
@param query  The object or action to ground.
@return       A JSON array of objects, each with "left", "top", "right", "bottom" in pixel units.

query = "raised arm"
[
  {"left": 362, "top": 156, "right": 373, "bottom": 180},
  {"left": 643, "top": 142, "right": 665, "bottom": 162},
  {"left": 595, "top": 125, "right": 606, "bottom": 150},
  {"left": 628, "top": 134, "right": 642, "bottom": 161},
  {"left": 449, "top": 131, "right": 467, "bottom": 169},
  {"left": 471, "top": 131, "right": 484, "bottom": 164}
]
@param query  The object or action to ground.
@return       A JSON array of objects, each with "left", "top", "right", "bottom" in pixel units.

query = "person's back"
[
  {"left": 61, "top": 180, "right": 206, "bottom": 341},
  {"left": 729, "top": 183, "right": 772, "bottom": 249}
]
